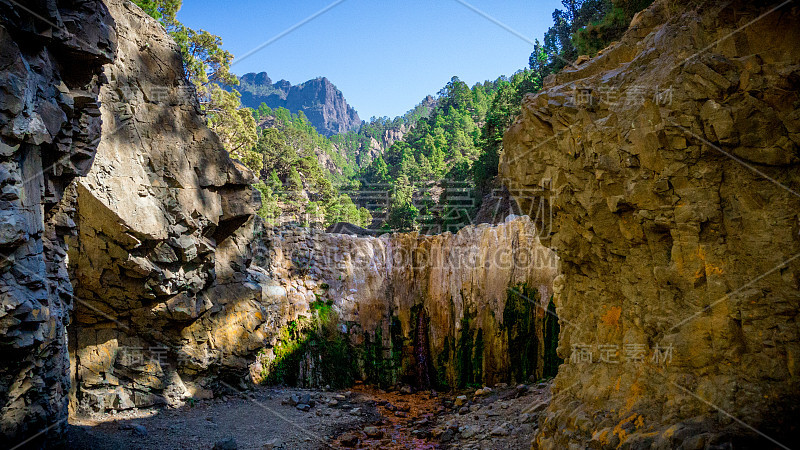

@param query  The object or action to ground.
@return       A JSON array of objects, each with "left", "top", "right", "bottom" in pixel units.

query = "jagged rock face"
[
  {"left": 259, "top": 216, "right": 559, "bottom": 388},
  {"left": 0, "top": 0, "right": 115, "bottom": 444},
  {"left": 67, "top": 0, "right": 260, "bottom": 416},
  {"left": 501, "top": 0, "right": 800, "bottom": 447},
  {"left": 382, "top": 124, "right": 407, "bottom": 149},
  {"left": 239, "top": 72, "right": 361, "bottom": 136}
]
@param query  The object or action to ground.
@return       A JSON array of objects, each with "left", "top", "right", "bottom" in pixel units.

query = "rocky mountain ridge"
[{"left": 238, "top": 72, "right": 361, "bottom": 136}]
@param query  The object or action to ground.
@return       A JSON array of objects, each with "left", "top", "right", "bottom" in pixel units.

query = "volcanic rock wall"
[
  {"left": 257, "top": 215, "right": 559, "bottom": 388},
  {"left": 501, "top": 0, "right": 800, "bottom": 447},
  {"left": 0, "top": 0, "right": 115, "bottom": 444},
  {"left": 66, "top": 0, "right": 268, "bottom": 415}
]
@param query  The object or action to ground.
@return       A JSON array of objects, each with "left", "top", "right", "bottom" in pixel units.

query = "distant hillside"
[{"left": 237, "top": 72, "right": 361, "bottom": 136}]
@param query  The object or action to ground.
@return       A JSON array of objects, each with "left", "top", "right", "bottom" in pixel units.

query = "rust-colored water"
[{"left": 331, "top": 385, "right": 442, "bottom": 449}]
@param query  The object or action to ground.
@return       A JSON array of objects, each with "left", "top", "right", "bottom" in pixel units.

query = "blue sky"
[{"left": 177, "top": 0, "right": 562, "bottom": 119}]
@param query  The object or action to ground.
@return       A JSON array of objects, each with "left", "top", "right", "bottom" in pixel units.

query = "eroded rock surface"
[
  {"left": 0, "top": 0, "right": 115, "bottom": 444},
  {"left": 501, "top": 0, "right": 800, "bottom": 447},
  {"left": 257, "top": 215, "right": 559, "bottom": 388},
  {"left": 67, "top": 0, "right": 263, "bottom": 416}
]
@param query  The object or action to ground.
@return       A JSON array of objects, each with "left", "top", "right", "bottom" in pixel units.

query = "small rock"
[
  {"left": 458, "top": 406, "right": 470, "bottom": 415},
  {"left": 363, "top": 426, "right": 383, "bottom": 438},
  {"left": 530, "top": 402, "right": 547, "bottom": 413},
  {"left": 296, "top": 403, "right": 311, "bottom": 412},
  {"left": 536, "top": 383, "right": 548, "bottom": 389},
  {"left": 394, "top": 411, "right": 407, "bottom": 418},
  {"left": 286, "top": 394, "right": 300, "bottom": 406},
  {"left": 327, "top": 399, "right": 339, "bottom": 407},
  {"left": 399, "top": 385, "right": 413, "bottom": 395},
  {"left": 474, "top": 387, "right": 492, "bottom": 396},
  {"left": 440, "top": 428, "right": 455, "bottom": 443},
  {"left": 213, "top": 438, "right": 238, "bottom": 450},
  {"left": 490, "top": 423, "right": 510, "bottom": 436},
  {"left": 339, "top": 432, "right": 360, "bottom": 447},
  {"left": 454, "top": 395, "right": 468, "bottom": 407},
  {"left": 460, "top": 426, "right": 477, "bottom": 439},
  {"left": 132, "top": 424, "right": 147, "bottom": 437},
  {"left": 262, "top": 438, "right": 281, "bottom": 449},
  {"left": 350, "top": 407, "right": 361, "bottom": 415}
]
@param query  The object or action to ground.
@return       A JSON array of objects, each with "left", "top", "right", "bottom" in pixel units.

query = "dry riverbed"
[{"left": 67, "top": 381, "right": 552, "bottom": 449}]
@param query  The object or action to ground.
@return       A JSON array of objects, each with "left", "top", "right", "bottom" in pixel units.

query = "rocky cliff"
[
  {"left": 66, "top": 0, "right": 267, "bottom": 416},
  {"left": 501, "top": 0, "right": 800, "bottom": 447},
  {"left": 238, "top": 72, "right": 361, "bottom": 136},
  {"left": 0, "top": 0, "right": 115, "bottom": 444},
  {"left": 256, "top": 216, "right": 559, "bottom": 389}
]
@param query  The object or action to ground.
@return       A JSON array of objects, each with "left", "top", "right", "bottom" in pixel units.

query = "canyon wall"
[
  {"left": 0, "top": 0, "right": 115, "bottom": 444},
  {"left": 256, "top": 215, "right": 559, "bottom": 389},
  {"left": 501, "top": 0, "right": 800, "bottom": 448},
  {"left": 66, "top": 0, "right": 270, "bottom": 415},
  {"left": 60, "top": 0, "right": 561, "bottom": 424}
]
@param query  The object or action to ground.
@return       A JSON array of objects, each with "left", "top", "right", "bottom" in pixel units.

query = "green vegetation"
[
  {"left": 248, "top": 106, "right": 372, "bottom": 227},
  {"left": 543, "top": 296, "right": 563, "bottom": 378},
  {"left": 504, "top": 283, "right": 540, "bottom": 382},
  {"left": 135, "top": 0, "right": 651, "bottom": 234},
  {"left": 133, "top": 0, "right": 258, "bottom": 161},
  {"left": 356, "top": 74, "right": 542, "bottom": 232},
  {"left": 260, "top": 301, "right": 355, "bottom": 388},
  {"left": 359, "top": 316, "right": 404, "bottom": 388},
  {"left": 455, "top": 312, "right": 484, "bottom": 388},
  {"left": 532, "top": 0, "right": 654, "bottom": 75}
]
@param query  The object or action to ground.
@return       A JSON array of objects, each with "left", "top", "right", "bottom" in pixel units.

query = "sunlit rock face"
[
  {"left": 66, "top": 0, "right": 263, "bottom": 415},
  {"left": 0, "top": 0, "right": 115, "bottom": 444},
  {"left": 259, "top": 215, "right": 560, "bottom": 388},
  {"left": 501, "top": 0, "right": 800, "bottom": 447}
]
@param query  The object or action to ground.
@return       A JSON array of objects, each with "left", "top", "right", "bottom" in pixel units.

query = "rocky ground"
[{"left": 66, "top": 380, "right": 552, "bottom": 449}]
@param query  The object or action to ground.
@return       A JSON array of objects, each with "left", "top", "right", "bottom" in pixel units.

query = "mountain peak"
[{"left": 237, "top": 72, "right": 360, "bottom": 136}]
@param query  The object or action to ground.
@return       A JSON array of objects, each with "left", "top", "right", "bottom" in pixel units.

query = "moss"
[
  {"left": 455, "top": 312, "right": 483, "bottom": 388},
  {"left": 358, "top": 315, "right": 404, "bottom": 388},
  {"left": 504, "top": 283, "right": 539, "bottom": 382},
  {"left": 436, "top": 336, "right": 453, "bottom": 388},
  {"left": 543, "top": 295, "right": 563, "bottom": 377},
  {"left": 473, "top": 328, "right": 484, "bottom": 384},
  {"left": 261, "top": 301, "right": 356, "bottom": 388}
]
